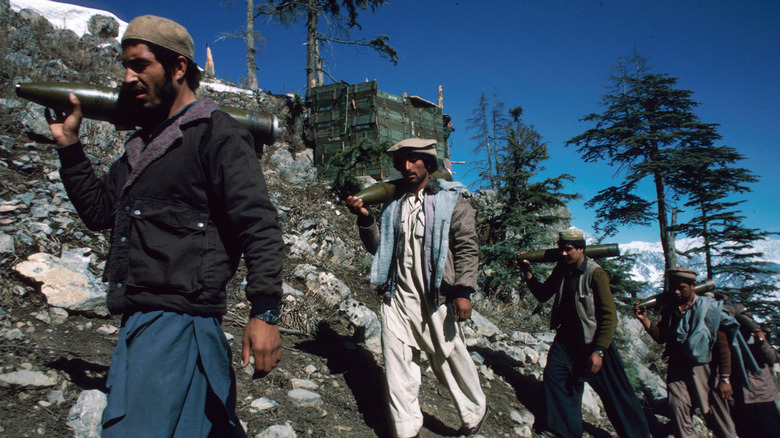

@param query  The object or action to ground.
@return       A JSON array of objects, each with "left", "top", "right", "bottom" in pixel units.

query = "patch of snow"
[{"left": 10, "top": 0, "right": 128, "bottom": 39}]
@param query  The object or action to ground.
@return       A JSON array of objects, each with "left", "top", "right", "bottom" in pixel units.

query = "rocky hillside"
[{"left": 0, "top": 2, "right": 742, "bottom": 437}]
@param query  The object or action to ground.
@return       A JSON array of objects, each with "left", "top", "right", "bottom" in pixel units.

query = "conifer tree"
[
  {"left": 466, "top": 90, "right": 496, "bottom": 190},
  {"left": 477, "top": 104, "right": 578, "bottom": 297},
  {"left": 567, "top": 63, "right": 720, "bottom": 271},
  {"left": 255, "top": 0, "right": 398, "bottom": 93},
  {"left": 570, "top": 53, "right": 775, "bottom": 327},
  {"left": 667, "top": 143, "right": 778, "bottom": 325},
  {"left": 219, "top": 0, "right": 264, "bottom": 90}
]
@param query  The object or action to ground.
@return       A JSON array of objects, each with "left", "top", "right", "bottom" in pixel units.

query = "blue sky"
[{"left": 56, "top": 0, "right": 780, "bottom": 244}]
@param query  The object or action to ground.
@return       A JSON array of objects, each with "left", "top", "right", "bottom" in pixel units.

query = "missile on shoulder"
[
  {"left": 14, "top": 82, "right": 278, "bottom": 153},
  {"left": 353, "top": 167, "right": 453, "bottom": 205},
  {"left": 517, "top": 244, "right": 621, "bottom": 263},
  {"left": 634, "top": 279, "right": 716, "bottom": 309}
]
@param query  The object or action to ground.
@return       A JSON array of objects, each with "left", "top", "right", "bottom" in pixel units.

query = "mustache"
[
  {"left": 119, "top": 82, "right": 149, "bottom": 95},
  {"left": 129, "top": 85, "right": 148, "bottom": 94}
]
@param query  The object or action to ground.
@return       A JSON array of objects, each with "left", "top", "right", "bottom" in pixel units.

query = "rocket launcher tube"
[
  {"left": 353, "top": 167, "right": 453, "bottom": 205},
  {"left": 517, "top": 243, "right": 621, "bottom": 263},
  {"left": 15, "top": 82, "right": 278, "bottom": 149},
  {"left": 734, "top": 312, "right": 761, "bottom": 332},
  {"left": 634, "top": 279, "right": 716, "bottom": 309}
]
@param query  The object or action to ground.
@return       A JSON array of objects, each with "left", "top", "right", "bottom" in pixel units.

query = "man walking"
[
  {"left": 46, "top": 15, "right": 284, "bottom": 437},
  {"left": 635, "top": 267, "right": 757, "bottom": 438},
  {"left": 345, "top": 138, "right": 487, "bottom": 438},
  {"left": 518, "top": 229, "right": 650, "bottom": 438},
  {"left": 727, "top": 308, "right": 780, "bottom": 438}
]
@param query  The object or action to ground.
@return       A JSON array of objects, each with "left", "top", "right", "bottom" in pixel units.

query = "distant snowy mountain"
[{"left": 620, "top": 237, "right": 780, "bottom": 297}]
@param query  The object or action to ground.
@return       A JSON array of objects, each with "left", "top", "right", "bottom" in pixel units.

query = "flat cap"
[
  {"left": 558, "top": 227, "right": 584, "bottom": 241},
  {"left": 122, "top": 15, "right": 194, "bottom": 61},
  {"left": 666, "top": 267, "right": 698, "bottom": 283},
  {"left": 386, "top": 138, "right": 438, "bottom": 158}
]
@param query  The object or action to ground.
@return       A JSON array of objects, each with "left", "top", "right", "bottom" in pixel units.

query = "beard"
[{"left": 116, "top": 72, "right": 177, "bottom": 130}]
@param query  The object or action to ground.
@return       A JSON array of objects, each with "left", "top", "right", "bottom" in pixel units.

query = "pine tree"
[
  {"left": 465, "top": 90, "right": 496, "bottom": 190},
  {"left": 477, "top": 104, "right": 578, "bottom": 297},
  {"left": 667, "top": 143, "right": 778, "bottom": 326},
  {"left": 569, "top": 53, "right": 776, "bottom": 328},
  {"left": 325, "top": 138, "right": 389, "bottom": 199},
  {"left": 595, "top": 251, "right": 645, "bottom": 301},
  {"left": 567, "top": 65, "right": 721, "bottom": 271},
  {"left": 255, "top": 0, "right": 398, "bottom": 93},
  {"left": 218, "top": 0, "right": 265, "bottom": 90}
]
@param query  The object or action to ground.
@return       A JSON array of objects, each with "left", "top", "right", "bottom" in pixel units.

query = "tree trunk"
[
  {"left": 701, "top": 205, "right": 713, "bottom": 278},
  {"left": 490, "top": 115, "right": 499, "bottom": 191},
  {"left": 654, "top": 169, "right": 677, "bottom": 271},
  {"left": 315, "top": 37, "right": 324, "bottom": 86},
  {"left": 306, "top": 0, "right": 319, "bottom": 93},
  {"left": 245, "top": 0, "right": 258, "bottom": 91}
]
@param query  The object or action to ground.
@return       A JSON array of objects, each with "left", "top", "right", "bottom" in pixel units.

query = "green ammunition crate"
[{"left": 308, "top": 81, "right": 449, "bottom": 181}]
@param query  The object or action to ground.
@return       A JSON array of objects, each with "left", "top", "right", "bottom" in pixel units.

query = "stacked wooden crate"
[{"left": 308, "top": 81, "right": 448, "bottom": 180}]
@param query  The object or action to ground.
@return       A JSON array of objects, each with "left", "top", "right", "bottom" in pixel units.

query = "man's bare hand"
[
  {"left": 588, "top": 352, "right": 603, "bottom": 374},
  {"left": 45, "top": 93, "right": 82, "bottom": 148},
  {"left": 344, "top": 195, "right": 370, "bottom": 218},
  {"left": 453, "top": 297, "right": 472, "bottom": 322},
  {"left": 718, "top": 381, "right": 733, "bottom": 399},
  {"left": 515, "top": 255, "right": 533, "bottom": 280},
  {"left": 634, "top": 306, "right": 652, "bottom": 330},
  {"left": 241, "top": 317, "right": 281, "bottom": 377}
]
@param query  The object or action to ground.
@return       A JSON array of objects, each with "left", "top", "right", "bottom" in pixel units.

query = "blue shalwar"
[{"left": 101, "top": 311, "right": 244, "bottom": 438}]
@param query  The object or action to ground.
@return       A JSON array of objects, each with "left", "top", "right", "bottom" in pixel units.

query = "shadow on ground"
[
  {"left": 48, "top": 357, "right": 109, "bottom": 391},
  {"left": 295, "top": 322, "right": 392, "bottom": 438}
]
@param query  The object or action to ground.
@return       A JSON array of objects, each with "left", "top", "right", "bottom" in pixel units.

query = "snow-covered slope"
[
  {"left": 620, "top": 237, "right": 780, "bottom": 296},
  {"left": 10, "top": 0, "right": 128, "bottom": 39},
  {"left": 10, "top": 0, "right": 254, "bottom": 94}
]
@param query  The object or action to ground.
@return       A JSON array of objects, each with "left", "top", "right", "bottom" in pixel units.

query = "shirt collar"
[
  {"left": 566, "top": 256, "right": 589, "bottom": 275},
  {"left": 403, "top": 189, "right": 425, "bottom": 205},
  {"left": 675, "top": 293, "right": 699, "bottom": 316}
]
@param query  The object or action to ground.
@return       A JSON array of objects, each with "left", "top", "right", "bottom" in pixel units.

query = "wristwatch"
[
  {"left": 253, "top": 309, "right": 280, "bottom": 325},
  {"left": 720, "top": 376, "right": 730, "bottom": 385},
  {"left": 594, "top": 347, "right": 605, "bottom": 357}
]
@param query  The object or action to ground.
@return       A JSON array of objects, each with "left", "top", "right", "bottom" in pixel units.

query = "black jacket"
[{"left": 58, "top": 99, "right": 283, "bottom": 317}]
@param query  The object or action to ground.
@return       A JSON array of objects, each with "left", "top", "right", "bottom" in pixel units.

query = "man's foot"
[{"left": 459, "top": 405, "right": 489, "bottom": 436}]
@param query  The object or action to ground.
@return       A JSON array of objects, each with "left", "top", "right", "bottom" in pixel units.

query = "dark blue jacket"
[{"left": 58, "top": 99, "right": 283, "bottom": 317}]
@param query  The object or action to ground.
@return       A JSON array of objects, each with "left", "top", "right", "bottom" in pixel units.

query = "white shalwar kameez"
[{"left": 381, "top": 191, "right": 486, "bottom": 438}]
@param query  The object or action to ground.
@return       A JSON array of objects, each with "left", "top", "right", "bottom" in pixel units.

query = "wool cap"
[
  {"left": 558, "top": 227, "right": 584, "bottom": 242},
  {"left": 386, "top": 138, "right": 438, "bottom": 158},
  {"left": 122, "top": 15, "right": 194, "bottom": 61},
  {"left": 666, "top": 267, "right": 698, "bottom": 283}
]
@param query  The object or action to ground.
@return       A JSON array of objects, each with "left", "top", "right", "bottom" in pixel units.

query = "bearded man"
[{"left": 46, "top": 15, "right": 283, "bottom": 437}]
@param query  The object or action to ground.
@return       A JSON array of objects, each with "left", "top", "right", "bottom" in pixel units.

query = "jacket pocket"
[{"left": 125, "top": 197, "right": 210, "bottom": 293}]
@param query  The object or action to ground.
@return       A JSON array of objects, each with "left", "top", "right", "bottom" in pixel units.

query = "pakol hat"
[
  {"left": 122, "top": 15, "right": 194, "bottom": 61},
  {"left": 666, "top": 267, "right": 698, "bottom": 283},
  {"left": 386, "top": 138, "right": 438, "bottom": 158},
  {"left": 558, "top": 227, "right": 584, "bottom": 242}
]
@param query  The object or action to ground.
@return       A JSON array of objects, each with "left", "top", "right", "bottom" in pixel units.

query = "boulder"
[
  {"left": 338, "top": 299, "right": 381, "bottom": 355},
  {"left": 14, "top": 248, "right": 108, "bottom": 316},
  {"left": 67, "top": 390, "right": 107, "bottom": 438},
  {"left": 87, "top": 14, "right": 118, "bottom": 39}
]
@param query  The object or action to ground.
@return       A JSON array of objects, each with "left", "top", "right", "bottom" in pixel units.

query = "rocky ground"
[{"left": 0, "top": 3, "right": 710, "bottom": 437}]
